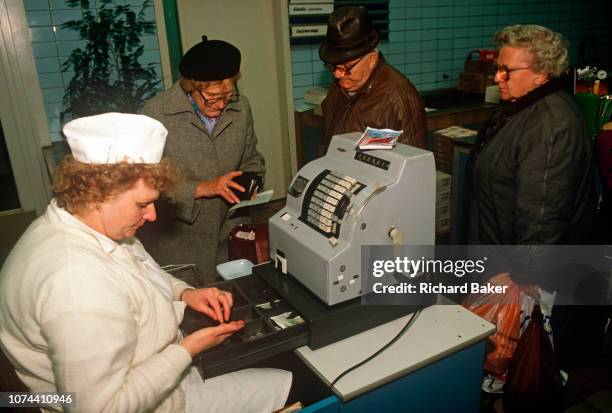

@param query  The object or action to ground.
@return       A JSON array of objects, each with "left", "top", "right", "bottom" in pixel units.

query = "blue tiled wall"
[
  {"left": 24, "top": 0, "right": 163, "bottom": 142},
  {"left": 291, "top": 0, "right": 610, "bottom": 109}
]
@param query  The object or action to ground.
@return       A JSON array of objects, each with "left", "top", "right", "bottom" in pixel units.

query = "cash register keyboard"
[{"left": 298, "top": 169, "right": 365, "bottom": 238}]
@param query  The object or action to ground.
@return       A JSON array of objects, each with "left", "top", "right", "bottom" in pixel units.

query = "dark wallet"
[{"left": 232, "top": 171, "right": 263, "bottom": 201}]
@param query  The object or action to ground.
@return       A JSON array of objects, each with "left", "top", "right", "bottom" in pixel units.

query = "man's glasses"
[
  {"left": 493, "top": 63, "right": 530, "bottom": 81},
  {"left": 325, "top": 54, "right": 367, "bottom": 76},
  {"left": 198, "top": 84, "right": 240, "bottom": 106}
]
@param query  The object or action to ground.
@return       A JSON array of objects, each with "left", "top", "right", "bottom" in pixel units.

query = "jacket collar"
[
  {"left": 499, "top": 77, "right": 564, "bottom": 116},
  {"left": 472, "top": 78, "right": 565, "bottom": 158},
  {"left": 49, "top": 200, "right": 118, "bottom": 254}
]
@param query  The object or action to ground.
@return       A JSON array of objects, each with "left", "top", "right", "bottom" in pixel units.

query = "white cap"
[{"left": 63, "top": 112, "right": 167, "bottom": 164}]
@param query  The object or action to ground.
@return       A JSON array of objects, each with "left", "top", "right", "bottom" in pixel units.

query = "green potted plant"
[{"left": 61, "top": 0, "right": 161, "bottom": 121}]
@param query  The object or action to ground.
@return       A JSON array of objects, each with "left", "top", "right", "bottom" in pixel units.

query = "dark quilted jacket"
[{"left": 467, "top": 82, "right": 596, "bottom": 285}]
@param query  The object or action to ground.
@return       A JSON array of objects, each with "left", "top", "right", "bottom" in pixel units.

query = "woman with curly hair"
[
  {"left": 468, "top": 24, "right": 594, "bottom": 249},
  {"left": 466, "top": 25, "right": 601, "bottom": 376},
  {"left": 0, "top": 113, "right": 291, "bottom": 412}
]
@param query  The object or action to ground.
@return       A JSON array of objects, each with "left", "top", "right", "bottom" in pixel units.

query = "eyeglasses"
[
  {"left": 198, "top": 84, "right": 240, "bottom": 106},
  {"left": 493, "top": 63, "right": 531, "bottom": 81},
  {"left": 325, "top": 54, "right": 367, "bottom": 76}
]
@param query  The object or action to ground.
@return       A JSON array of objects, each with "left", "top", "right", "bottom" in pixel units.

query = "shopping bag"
[
  {"left": 519, "top": 288, "right": 555, "bottom": 345},
  {"left": 502, "top": 305, "right": 563, "bottom": 412},
  {"left": 463, "top": 273, "right": 522, "bottom": 379},
  {"left": 228, "top": 223, "right": 270, "bottom": 264}
]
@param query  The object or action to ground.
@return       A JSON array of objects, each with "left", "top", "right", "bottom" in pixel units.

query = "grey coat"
[{"left": 140, "top": 82, "right": 265, "bottom": 285}]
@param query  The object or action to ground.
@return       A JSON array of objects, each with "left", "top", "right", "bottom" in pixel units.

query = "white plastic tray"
[{"left": 216, "top": 259, "right": 254, "bottom": 280}]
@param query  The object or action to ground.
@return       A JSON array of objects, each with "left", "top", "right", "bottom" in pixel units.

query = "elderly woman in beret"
[
  {"left": 0, "top": 113, "right": 291, "bottom": 412},
  {"left": 142, "top": 36, "right": 265, "bottom": 284}
]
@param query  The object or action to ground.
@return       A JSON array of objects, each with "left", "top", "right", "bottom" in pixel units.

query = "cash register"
[{"left": 182, "top": 132, "right": 436, "bottom": 378}]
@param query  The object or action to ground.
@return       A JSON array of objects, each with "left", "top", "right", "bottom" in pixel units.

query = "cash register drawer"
[
  {"left": 181, "top": 263, "right": 419, "bottom": 379},
  {"left": 181, "top": 273, "right": 309, "bottom": 379}
]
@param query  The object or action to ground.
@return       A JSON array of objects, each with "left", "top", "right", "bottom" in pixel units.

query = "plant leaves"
[{"left": 61, "top": 0, "right": 160, "bottom": 121}]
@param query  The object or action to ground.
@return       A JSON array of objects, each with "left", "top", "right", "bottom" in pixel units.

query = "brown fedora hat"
[{"left": 319, "top": 6, "right": 379, "bottom": 65}]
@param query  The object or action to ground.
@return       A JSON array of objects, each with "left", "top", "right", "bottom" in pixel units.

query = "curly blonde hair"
[
  {"left": 495, "top": 24, "right": 568, "bottom": 78},
  {"left": 53, "top": 157, "right": 182, "bottom": 214}
]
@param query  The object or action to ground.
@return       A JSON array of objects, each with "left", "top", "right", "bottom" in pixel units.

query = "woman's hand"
[
  {"left": 194, "top": 171, "right": 245, "bottom": 203},
  {"left": 180, "top": 321, "right": 244, "bottom": 357},
  {"left": 181, "top": 287, "right": 234, "bottom": 322}
]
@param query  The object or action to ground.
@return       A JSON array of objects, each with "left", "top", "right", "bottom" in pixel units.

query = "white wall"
[
  {"left": 0, "top": 0, "right": 51, "bottom": 215},
  {"left": 176, "top": 0, "right": 295, "bottom": 198}
]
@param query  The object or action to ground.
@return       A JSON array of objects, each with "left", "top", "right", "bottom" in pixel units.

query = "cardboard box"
[
  {"left": 436, "top": 190, "right": 451, "bottom": 206},
  {"left": 436, "top": 170, "right": 451, "bottom": 193},
  {"left": 435, "top": 172, "right": 452, "bottom": 233},
  {"left": 435, "top": 199, "right": 451, "bottom": 232},
  {"left": 464, "top": 60, "right": 495, "bottom": 74},
  {"left": 433, "top": 136, "right": 453, "bottom": 174},
  {"left": 436, "top": 204, "right": 450, "bottom": 221},
  {"left": 432, "top": 127, "right": 478, "bottom": 174},
  {"left": 436, "top": 215, "right": 451, "bottom": 232},
  {"left": 458, "top": 72, "right": 495, "bottom": 93}
]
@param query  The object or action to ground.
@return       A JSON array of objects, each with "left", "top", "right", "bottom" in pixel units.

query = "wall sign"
[{"left": 288, "top": 0, "right": 389, "bottom": 46}]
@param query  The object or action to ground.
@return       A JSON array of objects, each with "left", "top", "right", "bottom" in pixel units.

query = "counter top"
[{"left": 295, "top": 302, "right": 495, "bottom": 401}]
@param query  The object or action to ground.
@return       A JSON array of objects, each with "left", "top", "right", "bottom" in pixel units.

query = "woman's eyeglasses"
[
  {"left": 493, "top": 63, "right": 530, "bottom": 81},
  {"left": 198, "top": 84, "right": 240, "bottom": 106},
  {"left": 324, "top": 55, "right": 367, "bottom": 76}
]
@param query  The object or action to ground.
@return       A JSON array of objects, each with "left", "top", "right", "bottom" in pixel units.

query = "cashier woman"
[{"left": 0, "top": 113, "right": 291, "bottom": 412}]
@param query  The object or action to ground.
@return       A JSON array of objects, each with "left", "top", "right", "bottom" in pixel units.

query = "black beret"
[{"left": 179, "top": 35, "right": 241, "bottom": 81}]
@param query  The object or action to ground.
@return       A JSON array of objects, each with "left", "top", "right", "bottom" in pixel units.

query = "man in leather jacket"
[{"left": 318, "top": 6, "right": 427, "bottom": 153}]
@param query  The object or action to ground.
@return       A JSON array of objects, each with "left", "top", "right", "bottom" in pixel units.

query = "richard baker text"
[{"left": 372, "top": 282, "right": 508, "bottom": 295}]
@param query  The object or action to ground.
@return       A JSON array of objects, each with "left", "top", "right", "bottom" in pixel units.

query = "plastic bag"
[
  {"left": 463, "top": 273, "right": 521, "bottom": 379},
  {"left": 519, "top": 288, "right": 555, "bottom": 344},
  {"left": 503, "top": 305, "right": 563, "bottom": 412}
]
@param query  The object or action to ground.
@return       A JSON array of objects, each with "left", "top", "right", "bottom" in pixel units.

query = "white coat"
[{"left": 0, "top": 201, "right": 290, "bottom": 412}]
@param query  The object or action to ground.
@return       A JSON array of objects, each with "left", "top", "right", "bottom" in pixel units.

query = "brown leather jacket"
[{"left": 321, "top": 54, "right": 427, "bottom": 152}]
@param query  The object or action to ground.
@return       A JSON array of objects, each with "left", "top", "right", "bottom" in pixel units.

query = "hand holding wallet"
[{"left": 232, "top": 171, "right": 263, "bottom": 201}]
